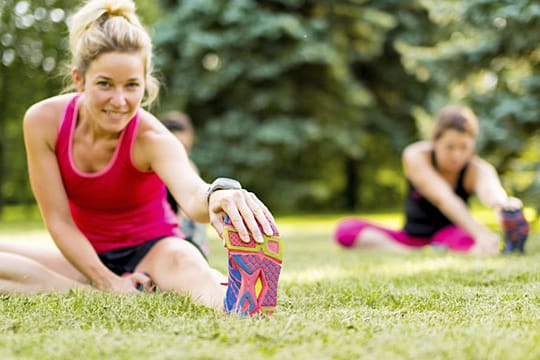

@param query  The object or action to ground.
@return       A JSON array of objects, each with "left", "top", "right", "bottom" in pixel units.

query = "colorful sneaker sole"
[
  {"left": 223, "top": 218, "right": 282, "bottom": 316},
  {"left": 501, "top": 208, "right": 529, "bottom": 253}
]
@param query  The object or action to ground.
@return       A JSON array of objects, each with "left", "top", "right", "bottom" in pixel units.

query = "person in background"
[
  {"left": 334, "top": 105, "right": 529, "bottom": 255},
  {"left": 160, "top": 111, "right": 209, "bottom": 259},
  {"left": 0, "top": 0, "right": 282, "bottom": 317}
]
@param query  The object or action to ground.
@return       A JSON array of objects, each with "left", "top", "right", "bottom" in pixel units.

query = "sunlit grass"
[{"left": 1, "top": 206, "right": 540, "bottom": 359}]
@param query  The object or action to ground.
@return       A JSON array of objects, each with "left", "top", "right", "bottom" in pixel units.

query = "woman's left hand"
[
  {"left": 498, "top": 197, "right": 523, "bottom": 211},
  {"left": 208, "top": 189, "right": 276, "bottom": 244}
]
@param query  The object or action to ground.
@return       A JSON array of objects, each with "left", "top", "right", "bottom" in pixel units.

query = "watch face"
[
  {"left": 216, "top": 178, "right": 242, "bottom": 189},
  {"left": 206, "top": 178, "right": 242, "bottom": 203},
  {"left": 215, "top": 178, "right": 241, "bottom": 190}
]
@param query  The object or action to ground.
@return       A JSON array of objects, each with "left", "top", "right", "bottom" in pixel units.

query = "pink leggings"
[{"left": 334, "top": 218, "right": 475, "bottom": 253}]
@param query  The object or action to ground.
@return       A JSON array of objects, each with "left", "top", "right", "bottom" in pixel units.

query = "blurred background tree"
[
  {"left": 1, "top": 0, "right": 539, "bottom": 216},
  {"left": 153, "top": 0, "right": 430, "bottom": 213},
  {"left": 0, "top": 0, "right": 161, "bottom": 215},
  {"left": 0, "top": 0, "right": 75, "bottom": 214},
  {"left": 396, "top": 0, "right": 540, "bottom": 213}
]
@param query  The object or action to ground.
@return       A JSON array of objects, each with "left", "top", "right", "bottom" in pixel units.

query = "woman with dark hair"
[{"left": 334, "top": 105, "right": 529, "bottom": 255}]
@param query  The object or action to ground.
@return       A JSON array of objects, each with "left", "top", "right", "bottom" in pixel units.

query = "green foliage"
[
  {"left": 396, "top": 0, "right": 540, "bottom": 206},
  {"left": 0, "top": 0, "right": 163, "bottom": 214},
  {"left": 153, "top": 0, "right": 418, "bottom": 212},
  {"left": 135, "top": 1, "right": 163, "bottom": 26},
  {"left": 2, "top": 0, "right": 539, "bottom": 214},
  {"left": 0, "top": 0, "right": 76, "bottom": 209}
]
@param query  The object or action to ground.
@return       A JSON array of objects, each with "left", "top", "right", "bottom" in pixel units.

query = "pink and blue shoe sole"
[
  {"left": 501, "top": 208, "right": 529, "bottom": 253},
  {"left": 223, "top": 216, "right": 283, "bottom": 316}
]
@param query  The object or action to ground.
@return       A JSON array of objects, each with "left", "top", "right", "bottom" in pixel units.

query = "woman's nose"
[{"left": 110, "top": 89, "right": 127, "bottom": 107}]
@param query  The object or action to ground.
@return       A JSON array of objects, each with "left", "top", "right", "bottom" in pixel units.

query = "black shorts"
[{"left": 97, "top": 238, "right": 165, "bottom": 276}]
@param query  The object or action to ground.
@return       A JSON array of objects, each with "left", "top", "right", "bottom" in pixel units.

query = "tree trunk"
[
  {"left": 344, "top": 156, "right": 359, "bottom": 211},
  {"left": 0, "top": 65, "right": 7, "bottom": 216}
]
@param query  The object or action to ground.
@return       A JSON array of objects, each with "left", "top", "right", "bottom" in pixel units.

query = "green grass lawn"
[{"left": 1, "top": 209, "right": 540, "bottom": 359}]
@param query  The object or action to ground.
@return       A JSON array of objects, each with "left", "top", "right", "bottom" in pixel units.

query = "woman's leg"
[
  {"left": 431, "top": 225, "right": 475, "bottom": 253},
  {"left": 0, "top": 241, "right": 87, "bottom": 282},
  {"left": 0, "top": 252, "right": 89, "bottom": 293},
  {"left": 134, "top": 237, "right": 227, "bottom": 310},
  {"left": 334, "top": 218, "right": 413, "bottom": 252},
  {"left": 357, "top": 228, "right": 415, "bottom": 252}
]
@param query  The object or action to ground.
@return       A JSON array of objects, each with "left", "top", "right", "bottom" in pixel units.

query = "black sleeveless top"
[{"left": 403, "top": 151, "right": 471, "bottom": 237}]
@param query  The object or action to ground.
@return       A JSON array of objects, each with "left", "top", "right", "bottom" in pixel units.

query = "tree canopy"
[
  {"left": 0, "top": 0, "right": 74, "bottom": 211},
  {"left": 1, "top": 0, "right": 539, "bottom": 215},
  {"left": 396, "top": 0, "right": 540, "bottom": 209},
  {"left": 153, "top": 0, "right": 424, "bottom": 211},
  {"left": 0, "top": 0, "right": 161, "bottom": 212}
]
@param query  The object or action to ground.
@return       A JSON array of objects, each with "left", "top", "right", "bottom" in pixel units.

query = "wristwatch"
[{"left": 206, "top": 177, "right": 242, "bottom": 203}]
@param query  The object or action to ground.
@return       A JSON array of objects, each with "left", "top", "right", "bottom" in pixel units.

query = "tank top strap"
[
  {"left": 455, "top": 161, "right": 470, "bottom": 194},
  {"left": 457, "top": 162, "right": 468, "bottom": 183},
  {"left": 59, "top": 94, "right": 82, "bottom": 137},
  {"left": 116, "top": 111, "right": 140, "bottom": 165}
]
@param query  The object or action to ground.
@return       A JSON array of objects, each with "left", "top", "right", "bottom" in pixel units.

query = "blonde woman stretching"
[{"left": 0, "top": 0, "right": 282, "bottom": 316}]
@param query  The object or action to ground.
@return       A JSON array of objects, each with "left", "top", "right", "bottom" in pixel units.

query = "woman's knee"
[
  {"left": 334, "top": 218, "right": 370, "bottom": 248},
  {"left": 432, "top": 225, "right": 474, "bottom": 252},
  {"left": 137, "top": 239, "right": 211, "bottom": 286},
  {"left": 165, "top": 245, "right": 207, "bottom": 272}
]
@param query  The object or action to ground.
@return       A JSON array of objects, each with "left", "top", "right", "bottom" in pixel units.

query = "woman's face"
[
  {"left": 74, "top": 51, "right": 146, "bottom": 134},
  {"left": 433, "top": 129, "right": 476, "bottom": 173}
]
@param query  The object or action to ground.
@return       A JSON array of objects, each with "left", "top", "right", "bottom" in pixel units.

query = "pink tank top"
[{"left": 55, "top": 94, "right": 182, "bottom": 253}]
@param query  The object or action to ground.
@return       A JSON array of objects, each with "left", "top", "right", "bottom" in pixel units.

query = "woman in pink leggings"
[{"left": 334, "top": 105, "right": 529, "bottom": 255}]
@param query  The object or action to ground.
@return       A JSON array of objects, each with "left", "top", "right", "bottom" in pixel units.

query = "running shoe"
[
  {"left": 223, "top": 216, "right": 283, "bottom": 316},
  {"left": 501, "top": 208, "right": 529, "bottom": 253}
]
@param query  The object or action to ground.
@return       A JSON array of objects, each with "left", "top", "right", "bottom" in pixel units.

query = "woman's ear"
[{"left": 71, "top": 67, "right": 84, "bottom": 91}]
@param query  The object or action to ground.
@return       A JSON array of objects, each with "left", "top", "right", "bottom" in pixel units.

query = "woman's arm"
[
  {"left": 135, "top": 116, "right": 209, "bottom": 222},
  {"left": 138, "top": 113, "right": 275, "bottom": 243},
  {"left": 469, "top": 157, "right": 522, "bottom": 210},
  {"left": 23, "top": 99, "right": 141, "bottom": 292}
]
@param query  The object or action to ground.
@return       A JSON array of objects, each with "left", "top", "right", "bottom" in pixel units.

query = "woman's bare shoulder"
[
  {"left": 136, "top": 109, "right": 172, "bottom": 140},
  {"left": 467, "top": 155, "right": 496, "bottom": 175},
  {"left": 24, "top": 93, "right": 76, "bottom": 125},
  {"left": 402, "top": 140, "right": 432, "bottom": 161},
  {"left": 132, "top": 109, "right": 181, "bottom": 170},
  {"left": 23, "top": 94, "right": 77, "bottom": 148}
]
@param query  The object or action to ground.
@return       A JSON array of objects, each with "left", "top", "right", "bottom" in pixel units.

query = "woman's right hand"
[
  {"left": 104, "top": 272, "right": 153, "bottom": 293},
  {"left": 469, "top": 227, "right": 500, "bottom": 256}
]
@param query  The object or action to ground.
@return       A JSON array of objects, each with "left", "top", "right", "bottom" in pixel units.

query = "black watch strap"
[{"left": 206, "top": 177, "right": 242, "bottom": 203}]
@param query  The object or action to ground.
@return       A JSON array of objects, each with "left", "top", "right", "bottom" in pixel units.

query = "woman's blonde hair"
[
  {"left": 432, "top": 105, "right": 479, "bottom": 141},
  {"left": 67, "top": 0, "right": 159, "bottom": 106}
]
